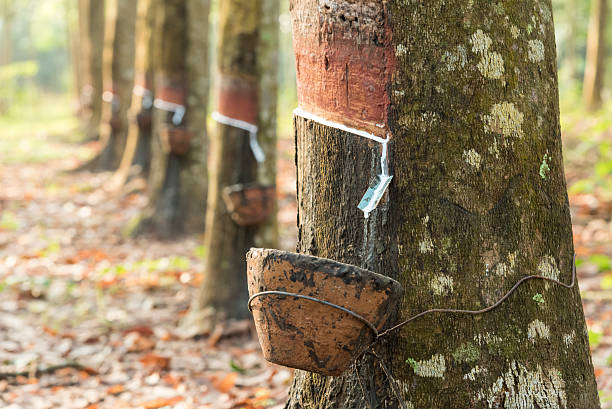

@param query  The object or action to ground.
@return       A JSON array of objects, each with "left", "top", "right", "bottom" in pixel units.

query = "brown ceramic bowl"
[{"left": 246, "top": 248, "right": 403, "bottom": 376}]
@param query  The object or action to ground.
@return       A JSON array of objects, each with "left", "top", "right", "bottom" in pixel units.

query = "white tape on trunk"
[
  {"left": 154, "top": 99, "right": 185, "bottom": 125},
  {"left": 293, "top": 106, "right": 392, "bottom": 218},
  {"left": 212, "top": 111, "right": 265, "bottom": 163}
]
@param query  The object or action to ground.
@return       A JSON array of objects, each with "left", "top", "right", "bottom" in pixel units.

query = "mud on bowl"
[{"left": 246, "top": 248, "right": 404, "bottom": 376}]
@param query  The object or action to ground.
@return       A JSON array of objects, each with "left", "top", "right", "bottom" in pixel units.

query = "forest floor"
[{"left": 0, "top": 94, "right": 611, "bottom": 408}]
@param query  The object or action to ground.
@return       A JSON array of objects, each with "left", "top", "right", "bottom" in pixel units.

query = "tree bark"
[
  {"left": 286, "top": 1, "right": 600, "bottom": 408},
  {"left": 583, "top": 0, "right": 607, "bottom": 111},
  {"left": 255, "top": 0, "right": 280, "bottom": 249},
  {"left": 136, "top": 0, "right": 210, "bottom": 238},
  {"left": 94, "top": 0, "right": 137, "bottom": 171},
  {"left": 110, "top": 0, "right": 158, "bottom": 190},
  {"left": 186, "top": 0, "right": 279, "bottom": 328},
  {"left": 87, "top": 0, "right": 106, "bottom": 141}
]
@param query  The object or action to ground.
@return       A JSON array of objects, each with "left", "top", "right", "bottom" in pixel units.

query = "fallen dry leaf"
[
  {"left": 124, "top": 332, "right": 156, "bottom": 352},
  {"left": 140, "top": 396, "right": 184, "bottom": 409},
  {"left": 213, "top": 372, "right": 238, "bottom": 394},
  {"left": 106, "top": 384, "right": 125, "bottom": 395},
  {"left": 139, "top": 353, "right": 171, "bottom": 370}
]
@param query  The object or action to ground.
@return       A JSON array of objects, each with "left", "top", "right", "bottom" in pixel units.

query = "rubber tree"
[
  {"left": 95, "top": 0, "right": 137, "bottom": 170},
  {"left": 285, "top": 1, "right": 600, "bottom": 408},
  {"left": 110, "top": 0, "right": 159, "bottom": 190},
  {"left": 85, "top": 0, "right": 106, "bottom": 141},
  {"left": 137, "top": 0, "right": 210, "bottom": 238},
  {"left": 0, "top": 0, "right": 15, "bottom": 66},
  {"left": 185, "top": 0, "right": 279, "bottom": 329},
  {"left": 583, "top": 0, "right": 607, "bottom": 111}
]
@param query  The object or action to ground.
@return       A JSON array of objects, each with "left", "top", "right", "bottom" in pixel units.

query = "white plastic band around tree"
[
  {"left": 133, "top": 86, "right": 153, "bottom": 109},
  {"left": 212, "top": 111, "right": 265, "bottom": 163},
  {"left": 154, "top": 98, "right": 185, "bottom": 126},
  {"left": 293, "top": 106, "right": 392, "bottom": 219}
]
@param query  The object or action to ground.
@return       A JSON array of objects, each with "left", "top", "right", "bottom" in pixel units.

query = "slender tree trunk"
[
  {"left": 583, "top": 0, "right": 607, "bottom": 111},
  {"left": 87, "top": 0, "right": 106, "bottom": 141},
  {"left": 110, "top": 0, "right": 158, "bottom": 190},
  {"left": 566, "top": 0, "right": 579, "bottom": 82},
  {"left": 285, "top": 1, "right": 600, "bottom": 408},
  {"left": 185, "top": 0, "right": 278, "bottom": 330},
  {"left": 93, "top": 0, "right": 137, "bottom": 171},
  {"left": 67, "top": 0, "right": 84, "bottom": 112},
  {"left": 0, "top": 1, "right": 15, "bottom": 66},
  {"left": 136, "top": 0, "right": 210, "bottom": 238},
  {"left": 255, "top": 0, "right": 280, "bottom": 249},
  {"left": 76, "top": 0, "right": 93, "bottom": 119}
]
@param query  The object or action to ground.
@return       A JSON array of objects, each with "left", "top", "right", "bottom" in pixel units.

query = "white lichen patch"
[
  {"left": 477, "top": 51, "right": 505, "bottom": 79},
  {"left": 470, "top": 29, "right": 505, "bottom": 80},
  {"left": 408, "top": 354, "right": 446, "bottom": 378},
  {"left": 430, "top": 275, "right": 454, "bottom": 296},
  {"left": 540, "top": 153, "right": 551, "bottom": 179},
  {"left": 463, "top": 149, "right": 482, "bottom": 169},
  {"left": 395, "top": 380, "right": 416, "bottom": 409},
  {"left": 477, "top": 361, "right": 567, "bottom": 409},
  {"left": 563, "top": 330, "right": 576, "bottom": 347},
  {"left": 474, "top": 332, "right": 503, "bottom": 346},
  {"left": 471, "top": 29, "right": 492, "bottom": 54},
  {"left": 510, "top": 25, "right": 520, "bottom": 39},
  {"left": 484, "top": 102, "right": 524, "bottom": 138},
  {"left": 419, "top": 216, "right": 434, "bottom": 254},
  {"left": 395, "top": 44, "right": 408, "bottom": 57},
  {"left": 464, "top": 365, "right": 488, "bottom": 381},
  {"left": 538, "top": 255, "right": 560, "bottom": 280},
  {"left": 442, "top": 45, "right": 468, "bottom": 71},
  {"left": 539, "top": 4, "right": 553, "bottom": 22},
  {"left": 528, "top": 39, "right": 545, "bottom": 63},
  {"left": 494, "top": 262, "right": 510, "bottom": 277},
  {"left": 528, "top": 319, "right": 551, "bottom": 342}
]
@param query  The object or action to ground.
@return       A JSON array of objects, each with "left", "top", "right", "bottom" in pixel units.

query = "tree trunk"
[
  {"left": 0, "top": 1, "right": 15, "bottom": 66},
  {"left": 110, "top": 0, "right": 158, "bottom": 190},
  {"left": 186, "top": 0, "right": 278, "bottom": 329},
  {"left": 583, "top": 0, "right": 607, "bottom": 111},
  {"left": 285, "top": 1, "right": 600, "bottom": 408},
  {"left": 94, "top": 0, "right": 137, "bottom": 170},
  {"left": 255, "top": 0, "right": 280, "bottom": 249},
  {"left": 136, "top": 0, "right": 210, "bottom": 238},
  {"left": 87, "top": 0, "right": 106, "bottom": 141}
]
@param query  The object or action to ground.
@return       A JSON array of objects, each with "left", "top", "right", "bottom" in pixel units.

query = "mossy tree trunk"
[
  {"left": 137, "top": 0, "right": 210, "bottom": 238},
  {"left": 186, "top": 0, "right": 278, "bottom": 329},
  {"left": 86, "top": 0, "right": 106, "bottom": 141},
  {"left": 286, "top": 1, "right": 600, "bottom": 408},
  {"left": 94, "top": 0, "right": 137, "bottom": 170},
  {"left": 583, "top": 0, "right": 607, "bottom": 111},
  {"left": 111, "top": 0, "right": 158, "bottom": 189}
]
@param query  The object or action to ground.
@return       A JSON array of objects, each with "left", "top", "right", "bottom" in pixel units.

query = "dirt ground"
[{"left": 0, "top": 124, "right": 611, "bottom": 408}]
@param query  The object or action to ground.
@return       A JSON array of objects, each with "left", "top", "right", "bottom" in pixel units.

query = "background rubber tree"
[
  {"left": 285, "top": 0, "right": 601, "bottom": 408},
  {"left": 583, "top": 0, "right": 607, "bottom": 111},
  {"left": 0, "top": 0, "right": 15, "bottom": 66},
  {"left": 184, "top": 0, "right": 279, "bottom": 332},
  {"left": 136, "top": 0, "right": 210, "bottom": 238},
  {"left": 110, "top": 0, "right": 159, "bottom": 190},
  {"left": 84, "top": 0, "right": 106, "bottom": 141}
]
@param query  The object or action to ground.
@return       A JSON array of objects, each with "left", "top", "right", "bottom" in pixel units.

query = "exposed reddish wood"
[
  {"left": 156, "top": 76, "right": 186, "bottom": 105},
  {"left": 217, "top": 75, "right": 259, "bottom": 125},
  {"left": 291, "top": 0, "right": 395, "bottom": 137}
]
